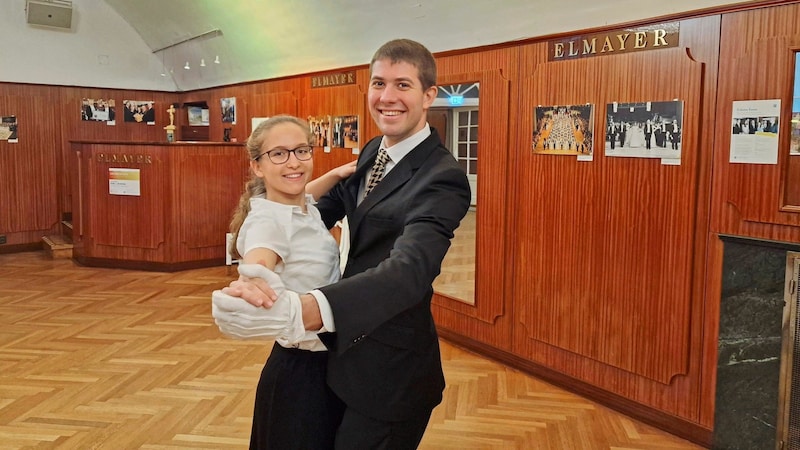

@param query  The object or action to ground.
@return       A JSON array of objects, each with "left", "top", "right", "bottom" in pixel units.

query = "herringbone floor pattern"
[{"left": 0, "top": 251, "right": 703, "bottom": 449}]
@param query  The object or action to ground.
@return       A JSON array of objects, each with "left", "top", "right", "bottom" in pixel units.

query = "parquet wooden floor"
[{"left": 0, "top": 251, "right": 703, "bottom": 449}]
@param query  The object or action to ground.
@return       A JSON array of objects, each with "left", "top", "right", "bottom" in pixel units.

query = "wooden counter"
[{"left": 70, "top": 141, "right": 248, "bottom": 271}]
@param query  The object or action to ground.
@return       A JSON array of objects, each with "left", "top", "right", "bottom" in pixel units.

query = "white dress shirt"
[{"left": 238, "top": 195, "right": 340, "bottom": 350}]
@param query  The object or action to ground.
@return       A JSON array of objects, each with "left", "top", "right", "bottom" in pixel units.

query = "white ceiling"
[{"left": 2, "top": 0, "right": 757, "bottom": 92}]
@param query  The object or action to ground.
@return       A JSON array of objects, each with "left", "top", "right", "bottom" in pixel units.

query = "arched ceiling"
[{"left": 9, "top": 0, "right": 759, "bottom": 92}]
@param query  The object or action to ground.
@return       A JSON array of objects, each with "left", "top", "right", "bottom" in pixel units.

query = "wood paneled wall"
[
  {"left": 712, "top": 4, "right": 800, "bottom": 240},
  {"left": 4, "top": 2, "right": 800, "bottom": 445},
  {"left": 0, "top": 88, "right": 61, "bottom": 247},
  {"left": 704, "top": 0, "right": 800, "bottom": 434},
  {"left": 500, "top": 17, "right": 721, "bottom": 443},
  {"left": 0, "top": 83, "right": 182, "bottom": 250}
]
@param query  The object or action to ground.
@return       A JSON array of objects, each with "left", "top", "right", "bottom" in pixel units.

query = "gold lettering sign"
[
  {"left": 310, "top": 71, "right": 356, "bottom": 88},
  {"left": 97, "top": 153, "right": 153, "bottom": 164},
  {"left": 548, "top": 22, "right": 679, "bottom": 61}
]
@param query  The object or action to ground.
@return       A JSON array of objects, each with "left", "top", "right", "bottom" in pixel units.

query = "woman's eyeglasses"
[{"left": 255, "top": 145, "right": 313, "bottom": 164}]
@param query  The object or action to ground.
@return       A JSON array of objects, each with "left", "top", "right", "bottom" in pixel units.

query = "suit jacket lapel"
[{"left": 348, "top": 130, "right": 442, "bottom": 235}]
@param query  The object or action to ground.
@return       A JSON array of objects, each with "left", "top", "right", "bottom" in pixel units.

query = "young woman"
[{"left": 214, "top": 114, "right": 354, "bottom": 449}]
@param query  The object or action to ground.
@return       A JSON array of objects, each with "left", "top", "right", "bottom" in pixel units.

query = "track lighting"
[
  {"left": 184, "top": 61, "right": 190, "bottom": 70},
  {"left": 200, "top": 59, "right": 206, "bottom": 67},
  {"left": 214, "top": 55, "right": 220, "bottom": 64}
]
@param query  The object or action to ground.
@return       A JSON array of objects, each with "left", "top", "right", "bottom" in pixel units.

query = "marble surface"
[{"left": 713, "top": 240, "right": 786, "bottom": 449}]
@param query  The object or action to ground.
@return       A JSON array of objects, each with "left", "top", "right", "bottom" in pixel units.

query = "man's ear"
[{"left": 422, "top": 85, "right": 437, "bottom": 108}]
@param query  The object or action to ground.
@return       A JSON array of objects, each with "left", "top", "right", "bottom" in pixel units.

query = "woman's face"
[{"left": 250, "top": 122, "right": 312, "bottom": 206}]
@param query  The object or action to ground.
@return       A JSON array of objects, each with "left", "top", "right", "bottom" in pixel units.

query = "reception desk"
[{"left": 70, "top": 141, "right": 248, "bottom": 271}]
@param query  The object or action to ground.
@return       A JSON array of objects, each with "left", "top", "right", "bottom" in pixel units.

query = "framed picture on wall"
[
  {"left": 532, "top": 104, "right": 594, "bottom": 158},
  {"left": 333, "top": 115, "right": 359, "bottom": 149},
  {"left": 605, "top": 100, "right": 683, "bottom": 160},
  {"left": 122, "top": 100, "right": 155, "bottom": 124},
  {"left": 308, "top": 115, "right": 332, "bottom": 148},
  {"left": 81, "top": 98, "right": 116, "bottom": 125},
  {"left": 188, "top": 106, "right": 209, "bottom": 126},
  {"left": 0, "top": 116, "right": 17, "bottom": 143},
  {"left": 221, "top": 97, "right": 236, "bottom": 124}
]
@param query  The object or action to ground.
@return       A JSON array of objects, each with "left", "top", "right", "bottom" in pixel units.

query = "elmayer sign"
[{"left": 548, "top": 22, "right": 680, "bottom": 61}]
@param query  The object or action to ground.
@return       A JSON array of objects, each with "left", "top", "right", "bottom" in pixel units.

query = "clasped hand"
[{"left": 211, "top": 264, "right": 304, "bottom": 344}]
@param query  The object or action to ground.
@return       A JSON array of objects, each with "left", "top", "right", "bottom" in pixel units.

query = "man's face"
[{"left": 368, "top": 59, "right": 436, "bottom": 147}]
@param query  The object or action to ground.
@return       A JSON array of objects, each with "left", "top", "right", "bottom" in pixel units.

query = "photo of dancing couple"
[{"left": 605, "top": 100, "right": 684, "bottom": 160}]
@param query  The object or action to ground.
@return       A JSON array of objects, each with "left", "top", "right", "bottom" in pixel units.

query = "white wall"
[{"left": 0, "top": 0, "right": 177, "bottom": 91}]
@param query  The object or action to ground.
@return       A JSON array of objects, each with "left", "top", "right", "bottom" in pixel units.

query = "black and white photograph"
[
  {"left": 532, "top": 104, "right": 593, "bottom": 156},
  {"left": 605, "top": 100, "right": 683, "bottom": 159}
]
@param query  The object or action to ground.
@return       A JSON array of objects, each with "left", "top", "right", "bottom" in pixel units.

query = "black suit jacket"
[{"left": 315, "top": 129, "right": 470, "bottom": 421}]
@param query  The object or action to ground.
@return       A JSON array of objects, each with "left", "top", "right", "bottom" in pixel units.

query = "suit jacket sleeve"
[{"left": 315, "top": 136, "right": 470, "bottom": 355}]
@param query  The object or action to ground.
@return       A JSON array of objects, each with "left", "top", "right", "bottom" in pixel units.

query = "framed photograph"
[
  {"left": 333, "top": 115, "right": 359, "bottom": 149},
  {"left": 81, "top": 98, "right": 116, "bottom": 124},
  {"left": 308, "top": 115, "right": 332, "bottom": 148},
  {"left": 122, "top": 100, "right": 155, "bottom": 124},
  {"left": 188, "top": 106, "right": 209, "bottom": 126},
  {"left": 605, "top": 100, "right": 684, "bottom": 160},
  {"left": 221, "top": 97, "right": 236, "bottom": 124},
  {"left": 532, "top": 104, "right": 594, "bottom": 156},
  {"left": 0, "top": 116, "right": 18, "bottom": 142}
]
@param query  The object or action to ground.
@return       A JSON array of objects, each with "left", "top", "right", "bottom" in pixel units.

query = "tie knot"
[{"left": 376, "top": 147, "right": 390, "bottom": 164}]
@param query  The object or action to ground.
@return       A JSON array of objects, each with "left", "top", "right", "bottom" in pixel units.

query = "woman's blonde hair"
[{"left": 228, "top": 115, "right": 314, "bottom": 259}]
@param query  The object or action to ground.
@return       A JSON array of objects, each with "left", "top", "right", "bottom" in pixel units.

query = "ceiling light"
[
  {"left": 200, "top": 58, "right": 206, "bottom": 67},
  {"left": 214, "top": 55, "right": 220, "bottom": 64}
]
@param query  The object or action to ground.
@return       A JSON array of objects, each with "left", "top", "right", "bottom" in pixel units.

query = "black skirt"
[{"left": 250, "top": 342, "right": 345, "bottom": 450}]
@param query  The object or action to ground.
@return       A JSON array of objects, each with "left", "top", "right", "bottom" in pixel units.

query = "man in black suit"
[
  {"left": 607, "top": 120, "right": 617, "bottom": 149},
  {"left": 644, "top": 119, "right": 654, "bottom": 149},
  {"left": 669, "top": 119, "right": 681, "bottom": 150},
  {"left": 219, "top": 39, "right": 470, "bottom": 449}
]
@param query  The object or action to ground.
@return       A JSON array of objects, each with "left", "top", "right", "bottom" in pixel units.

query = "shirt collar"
[
  {"left": 379, "top": 123, "right": 431, "bottom": 163},
  {"left": 253, "top": 193, "right": 315, "bottom": 214}
]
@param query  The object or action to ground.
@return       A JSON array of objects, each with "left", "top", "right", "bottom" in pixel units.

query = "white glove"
[{"left": 212, "top": 264, "right": 306, "bottom": 345}]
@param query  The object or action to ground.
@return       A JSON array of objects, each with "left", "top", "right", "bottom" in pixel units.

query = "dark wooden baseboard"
[
  {"left": 0, "top": 243, "right": 43, "bottom": 254},
  {"left": 436, "top": 327, "right": 713, "bottom": 448}
]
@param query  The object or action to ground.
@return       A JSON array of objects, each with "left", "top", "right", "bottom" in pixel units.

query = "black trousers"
[
  {"left": 334, "top": 405, "right": 433, "bottom": 450},
  {"left": 250, "top": 343, "right": 344, "bottom": 450}
]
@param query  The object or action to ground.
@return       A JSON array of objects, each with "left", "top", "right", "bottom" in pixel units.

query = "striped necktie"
[{"left": 364, "top": 148, "right": 390, "bottom": 197}]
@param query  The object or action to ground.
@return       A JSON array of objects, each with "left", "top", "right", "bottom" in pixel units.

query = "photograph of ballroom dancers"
[
  {"left": 605, "top": 101, "right": 683, "bottom": 153},
  {"left": 533, "top": 104, "right": 592, "bottom": 154}
]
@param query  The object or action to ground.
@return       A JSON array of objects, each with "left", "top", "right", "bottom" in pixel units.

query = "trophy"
[{"left": 164, "top": 104, "right": 176, "bottom": 142}]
